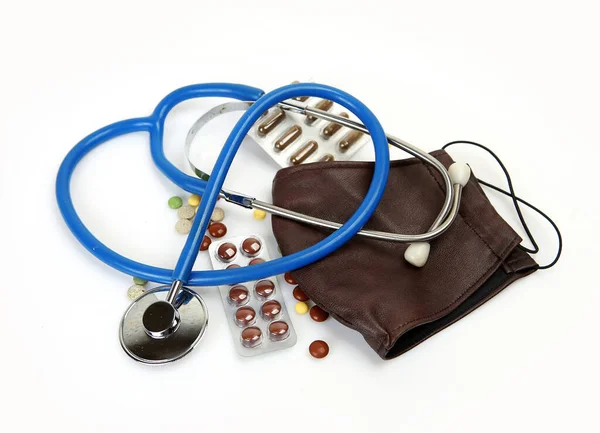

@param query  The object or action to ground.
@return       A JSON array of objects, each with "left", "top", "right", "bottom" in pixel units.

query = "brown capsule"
[
  {"left": 290, "top": 140, "right": 318, "bottom": 165},
  {"left": 257, "top": 109, "right": 286, "bottom": 137},
  {"left": 261, "top": 300, "right": 282, "bottom": 321},
  {"left": 235, "top": 306, "right": 256, "bottom": 327},
  {"left": 305, "top": 100, "right": 333, "bottom": 126},
  {"left": 284, "top": 272, "right": 297, "bottom": 285},
  {"left": 249, "top": 258, "right": 265, "bottom": 266},
  {"left": 309, "top": 340, "right": 329, "bottom": 358},
  {"left": 274, "top": 125, "right": 302, "bottom": 152},
  {"left": 217, "top": 242, "right": 237, "bottom": 262},
  {"left": 209, "top": 222, "right": 227, "bottom": 238},
  {"left": 318, "top": 154, "right": 335, "bottom": 162},
  {"left": 268, "top": 321, "right": 290, "bottom": 341},
  {"left": 293, "top": 286, "right": 310, "bottom": 302},
  {"left": 338, "top": 130, "right": 363, "bottom": 153},
  {"left": 309, "top": 305, "right": 329, "bottom": 322},
  {"left": 240, "top": 326, "right": 262, "bottom": 348},
  {"left": 200, "top": 235, "right": 211, "bottom": 251},
  {"left": 228, "top": 285, "right": 249, "bottom": 306},
  {"left": 255, "top": 279, "right": 275, "bottom": 299},
  {"left": 321, "top": 112, "right": 349, "bottom": 139}
]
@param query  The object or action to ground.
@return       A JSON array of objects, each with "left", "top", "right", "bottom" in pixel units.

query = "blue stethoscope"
[
  {"left": 56, "top": 82, "right": 468, "bottom": 363},
  {"left": 56, "top": 82, "right": 392, "bottom": 363}
]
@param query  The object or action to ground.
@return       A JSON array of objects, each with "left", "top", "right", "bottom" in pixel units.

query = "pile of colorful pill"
[{"left": 283, "top": 271, "right": 330, "bottom": 359}]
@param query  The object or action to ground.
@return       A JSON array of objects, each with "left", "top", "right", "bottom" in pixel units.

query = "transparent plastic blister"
[
  {"left": 247, "top": 94, "right": 371, "bottom": 167},
  {"left": 208, "top": 234, "right": 297, "bottom": 356}
]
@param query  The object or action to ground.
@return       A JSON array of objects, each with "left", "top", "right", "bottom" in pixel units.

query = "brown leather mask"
[{"left": 271, "top": 149, "right": 538, "bottom": 360}]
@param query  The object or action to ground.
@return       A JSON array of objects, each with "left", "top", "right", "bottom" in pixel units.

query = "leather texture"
[{"left": 271, "top": 150, "right": 538, "bottom": 359}]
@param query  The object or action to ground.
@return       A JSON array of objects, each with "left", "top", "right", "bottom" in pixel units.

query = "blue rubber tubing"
[{"left": 56, "top": 82, "right": 390, "bottom": 286}]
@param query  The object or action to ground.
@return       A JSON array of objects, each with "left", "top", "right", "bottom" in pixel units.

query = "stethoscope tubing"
[{"left": 56, "top": 82, "right": 390, "bottom": 286}]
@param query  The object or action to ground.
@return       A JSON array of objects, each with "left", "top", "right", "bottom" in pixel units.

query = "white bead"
[
  {"left": 404, "top": 242, "right": 431, "bottom": 267},
  {"left": 448, "top": 162, "right": 471, "bottom": 187}
]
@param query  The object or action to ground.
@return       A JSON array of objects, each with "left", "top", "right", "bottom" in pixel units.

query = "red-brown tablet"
[
  {"left": 241, "top": 327, "right": 262, "bottom": 348},
  {"left": 228, "top": 285, "right": 249, "bottom": 306},
  {"left": 217, "top": 242, "right": 237, "bottom": 262},
  {"left": 209, "top": 222, "right": 227, "bottom": 238},
  {"left": 309, "top": 340, "right": 329, "bottom": 359},
  {"left": 249, "top": 258, "right": 265, "bottom": 266},
  {"left": 200, "top": 235, "right": 211, "bottom": 251},
  {"left": 268, "top": 321, "right": 290, "bottom": 341},
  {"left": 261, "top": 300, "right": 282, "bottom": 321},
  {"left": 235, "top": 306, "right": 256, "bottom": 327},
  {"left": 255, "top": 280, "right": 275, "bottom": 300},
  {"left": 284, "top": 272, "right": 297, "bottom": 285},
  {"left": 293, "top": 286, "right": 310, "bottom": 302},
  {"left": 241, "top": 237, "right": 262, "bottom": 257},
  {"left": 309, "top": 305, "right": 329, "bottom": 322}
]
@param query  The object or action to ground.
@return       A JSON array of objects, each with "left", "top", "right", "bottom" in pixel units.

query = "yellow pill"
[
  {"left": 253, "top": 209, "right": 267, "bottom": 220},
  {"left": 188, "top": 194, "right": 201, "bottom": 207},
  {"left": 295, "top": 301, "right": 309, "bottom": 315}
]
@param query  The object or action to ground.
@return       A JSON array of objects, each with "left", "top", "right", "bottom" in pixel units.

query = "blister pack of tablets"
[
  {"left": 208, "top": 234, "right": 297, "bottom": 356},
  {"left": 247, "top": 88, "right": 370, "bottom": 167}
]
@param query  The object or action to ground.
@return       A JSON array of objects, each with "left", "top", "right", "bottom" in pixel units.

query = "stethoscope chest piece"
[{"left": 119, "top": 286, "right": 208, "bottom": 365}]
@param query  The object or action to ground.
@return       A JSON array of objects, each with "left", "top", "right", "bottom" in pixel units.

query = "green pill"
[
  {"left": 168, "top": 196, "right": 183, "bottom": 209},
  {"left": 132, "top": 277, "right": 148, "bottom": 286}
]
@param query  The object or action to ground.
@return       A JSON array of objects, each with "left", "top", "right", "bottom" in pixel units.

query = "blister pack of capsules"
[
  {"left": 247, "top": 85, "right": 370, "bottom": 167},
  {"left": 208, "top": 234, "right": 297, "bottom": 356}
]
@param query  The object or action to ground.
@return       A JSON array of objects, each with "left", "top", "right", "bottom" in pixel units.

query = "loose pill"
[
  {"left": 249, "top": 258, "right": 265, "bottom": 266},
  {"left": 309, "top": 340, "right": 329, "bottom": 359},
  {"left": 309, "top": 305, "right": 329, "bottom": 322},
  {"left": 175, "top": 219, "right": 192, "bottom": 234},
  {"left": 211, "top": 207, "right": 225, "bottom": 222},
  {"left": 261, "top": 300, "right": 282, "bottom": 321},
  {"left": 319, "top": 154, "right": 335, "bottom": 162},
  {"left": 255, "top": 279, "right": 275, "bottom": 299},
  {"left": 257, "top": 109, "right": 286, "bottom": 137},
  {"left": 284, "top": 272, "right": 297, "bottom": 285},
  {"left": 168, "top": 196, "right": 183, "bottom": 209},
  {"left": 132, "top": 277, "right": 147, "bottom": 286},
  {"left": 208, "top": 222, "right": 227, "bottom": 238},
  {"left": 274, "top": 125, "right": 302, "bottom": 151},
  {"left": 235, "top": 306, "right": 256, "bottom": 327},
  {"left": 241, "top": 237, "right": 262, "bottom": 257},
  {"left": 200, "top": 235, "right": 211, "bottom": 251},
  {"left": 321, "top": 112, "right": 349, "bottom": 139},
  {"left": 217, "top": 242, "right": 237, "bottom": 262},
  {"left": 268, "top": 321, "right": 290, "bottom": 341},
  {"left": 177, "top": 205, "right": 195, "bottom": 220},
  {"left": 338, "top": 130, "right": 363, "bottom": 153},
  {"left": 293, "top": 286, "right": 310, "bottom": 302},
  {"left": 290, "top": 140, "right": 318, "bottom": 165},
  {"left": 241, "top": 326, "right": 262, "bottom": 348},
  {"left": 253, "top": 209, "right": 267, "bottom": 220},
  {"left": 188, "top": 194, "right": 201, "bottom": 207},
  {"left": 127, "top": 284, "right": 145, "bottom": 300},
  {"left": 305, "top": 100, "right": 333, "bottom": 126},
  {"left": 295, "top": 301, "right": 309, "bottom": 315},
  {"left": 228, "top": 285, "right": 249, "bottom": 306}
]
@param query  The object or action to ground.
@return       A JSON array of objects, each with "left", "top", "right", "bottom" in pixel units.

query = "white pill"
[
  {"left": 177, "top": 205, "right": 196, "bottom": 220},
  {"left": 127, "top": 284, "right": 145, "bottom": 300},
  {"left": 211, "top": 207, "right": 225, "bottom": 222},
  {"left": 175, "top": 219, "right": 193, "bottom": 234}
]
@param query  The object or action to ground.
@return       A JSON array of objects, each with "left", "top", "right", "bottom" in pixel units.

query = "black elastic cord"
[{"left": 442, "top": 140, "right": 562, "bottom": 270}]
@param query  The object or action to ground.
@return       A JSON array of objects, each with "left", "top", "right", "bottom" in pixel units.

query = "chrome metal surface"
[
  {"left": 120, "top": 286, "right": 208, "bottom": 365},
  {"left": 184, "top": 101, "right": 461, "bottom": 244}
]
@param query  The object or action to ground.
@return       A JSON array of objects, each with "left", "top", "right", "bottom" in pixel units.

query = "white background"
[{"left": 1, "top": 1, "right": 598, "bottom": 432}]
